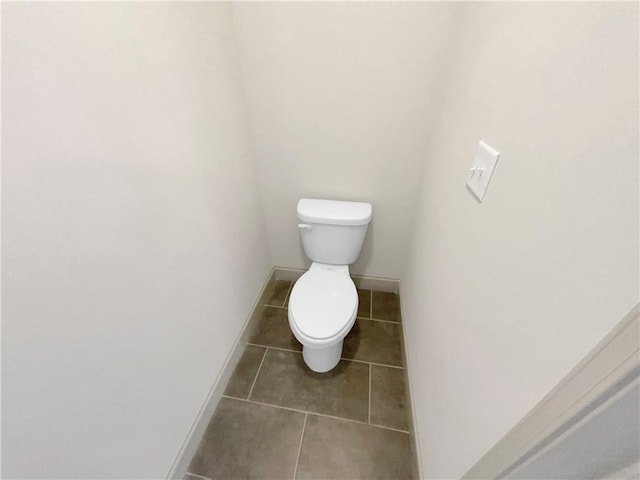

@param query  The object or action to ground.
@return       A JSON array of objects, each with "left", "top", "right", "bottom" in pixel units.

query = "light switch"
[{"left": 466, "top": 141, "right": 500, "bottom": 202}]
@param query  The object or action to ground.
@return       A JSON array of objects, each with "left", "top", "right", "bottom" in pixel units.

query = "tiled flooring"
[{"left": 186, "top": 280, "right": 414, "bottom": 480}]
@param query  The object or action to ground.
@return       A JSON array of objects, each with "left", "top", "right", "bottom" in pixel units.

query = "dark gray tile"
[
  {"left": 343, "top": 319, "right": 403, "bottom": 367},
  {"left": 357, "top": 289, "right": 371, "bottom": 318},
  {"left": 296, "top": 414, "right": 414, "bottom": 480},
  {"left": 250, "top": 349, "right": 369, "bottom": 422},
  {"left": 283, "top": 280, "right": 297, "bottom": 307},
  {"left": 223, "top": 345, "right": 266, "bottom": 399},
  {"left": 265, "top": 280, "right": 291, "bottom": 307},
  {"left": 372, "top": 290, "right": 401, "bottom": 322},
  {"left": 189, "top": 397, "right": 305, "bottom": 479},
  {"left": 249, "top": 305, "right": 302, "bottom": 351},
  {"left": 370, "top": 365, "right": 409, "bottom": 431}
]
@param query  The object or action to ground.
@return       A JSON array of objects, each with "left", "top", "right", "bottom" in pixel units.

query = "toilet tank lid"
[{"left": 297, "top": 198, "right": 372, "bottom": 226}]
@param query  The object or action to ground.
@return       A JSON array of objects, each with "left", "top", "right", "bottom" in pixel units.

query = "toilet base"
[{"left": 302, "top": 340, "right": 343, "bottom": 373}]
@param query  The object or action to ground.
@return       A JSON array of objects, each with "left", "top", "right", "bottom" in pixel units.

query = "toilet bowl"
[
  {"left": 287, "top": 198, "right": 372, "bottom": 372},
  {"left": 288, "top": 264, "right": 358, "bottom": 372}
]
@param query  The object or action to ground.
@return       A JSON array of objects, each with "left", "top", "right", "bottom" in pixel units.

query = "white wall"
[
  {"left": 401, "top": 3, "right": 639, "bottom": 478},
  {"left": 231, "top": 3, "right": 461, "bottom": 278},
  {"left": 1, "top": 3, "right": 271, "bottom": 478},
  {"left": 4, "top": 3, "right": 639, "bottom": 479}
]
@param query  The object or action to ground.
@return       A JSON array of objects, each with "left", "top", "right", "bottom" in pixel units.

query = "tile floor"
[{"left": 186, "top": 280, "right": 415, "bottom": 480}]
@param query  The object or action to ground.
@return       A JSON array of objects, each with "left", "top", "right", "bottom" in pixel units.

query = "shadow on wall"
[{"left": 352, "top": 221, "right": 374, "bottom": 276}]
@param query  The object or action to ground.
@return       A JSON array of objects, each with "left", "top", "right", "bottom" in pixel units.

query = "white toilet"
[{"left": 288, "top": 198, "right": 372, "bottom": 373}]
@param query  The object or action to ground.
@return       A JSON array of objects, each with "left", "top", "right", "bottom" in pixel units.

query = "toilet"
[{"left": 288, "top": 198, "right": 372, "bottom": 372}]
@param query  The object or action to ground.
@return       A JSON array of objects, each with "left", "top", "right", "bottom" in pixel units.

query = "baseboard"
[
  {"left": 274, "top": 266, "right": 400, "bottom": 293},
  {"left": 273, "top": 266, "right": 305, "bottom": 282},
  {"left": 398, "top": 284, "right": 423, "bottom": 480},
  {"left": 165, "top": 268, "right": 278, "bottom": 480},
  {"left": 167, "top": 266, "right": 405, "bottom": 479},
  {"left": 463, "top": 303, "right": 640, "bottom": 479}
]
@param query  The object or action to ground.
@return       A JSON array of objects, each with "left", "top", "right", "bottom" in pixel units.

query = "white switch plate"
[{"left": 467, "top": 141, "right": 500, "bottom": 202}]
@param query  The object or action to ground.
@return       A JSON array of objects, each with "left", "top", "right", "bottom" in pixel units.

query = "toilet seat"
[{"left": 288, "top": 266, "right": 357, "bottom": 343}]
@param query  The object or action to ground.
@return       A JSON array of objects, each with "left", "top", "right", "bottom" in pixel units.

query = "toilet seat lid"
[{"left": 289, "top": 269, "right": 357, "bottom": 340}]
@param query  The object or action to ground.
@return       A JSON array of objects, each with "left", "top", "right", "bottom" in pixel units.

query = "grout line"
[
  {"left": 306, "top": 411, "right": 410, "bottom": 434},
  {"left": 247, "top": 342, "right": 404, "bottom": 369},
  {"left": 247, "top": 347, "right": 268, "bottom": 400},
  {"left": 370, "top": 289, "right": 373, "bottom": 319},
  {"left": 223, "top": 395, "right": 308, "bottom": 415},
  {"left": 368, "top": 363, "right": 372, "bottom": 424},
  {"left": 185, "top": 472, "right": 213, "bottom": 480},
  {"left": 268, "top": 295, "right": 400, "bottom": 322},
  {"left": 247, "top": 343, "right": 302, "bottom": 354},
  {"left": 293, "top": 413, "right": 308, "bottom": 479},
  {"left": 358, "top": 316, "right": 401, "bottom": 325},
  {"left": 264, "top": 304, "right": 288, "bottom": 310},
  {"left": 266, "top": 303, "right": 401, "bottom": 321},
  {"left": 224, "top": 396, "right": 410, "bottom": 434},
  {"left": 343, "top": 357, "right": 404, "bottom": 369},
  {"left": 368, "top": 422, "right": 411, "bottom": 434},
  {"left": 283, "top": 281, "right": 294, "bottom": 307}
]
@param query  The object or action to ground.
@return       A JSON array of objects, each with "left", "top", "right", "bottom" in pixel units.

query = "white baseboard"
[
  {"left": 165, "top": 268, "right": 277, "bottom": 480},
  {"left": 398, "top": 284, "right": 423, "bottom": 480},
  {"left": 167, "top": 266, "right": 405, "bottom": 479},
  {"left": 274, "top": 266, "right": 400, "bottom": 293},
  {"left": 273, "top": 266, "right": 305, "bottom": 282}
]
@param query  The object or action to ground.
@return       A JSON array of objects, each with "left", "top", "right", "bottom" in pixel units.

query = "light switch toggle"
[{"left": 467, "top": 141, "right": 500, "bottom": 202}]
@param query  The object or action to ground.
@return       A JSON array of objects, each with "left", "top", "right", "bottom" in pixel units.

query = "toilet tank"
[{"left": 297, "top": 198, "right": 372, "bottom": 265}]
